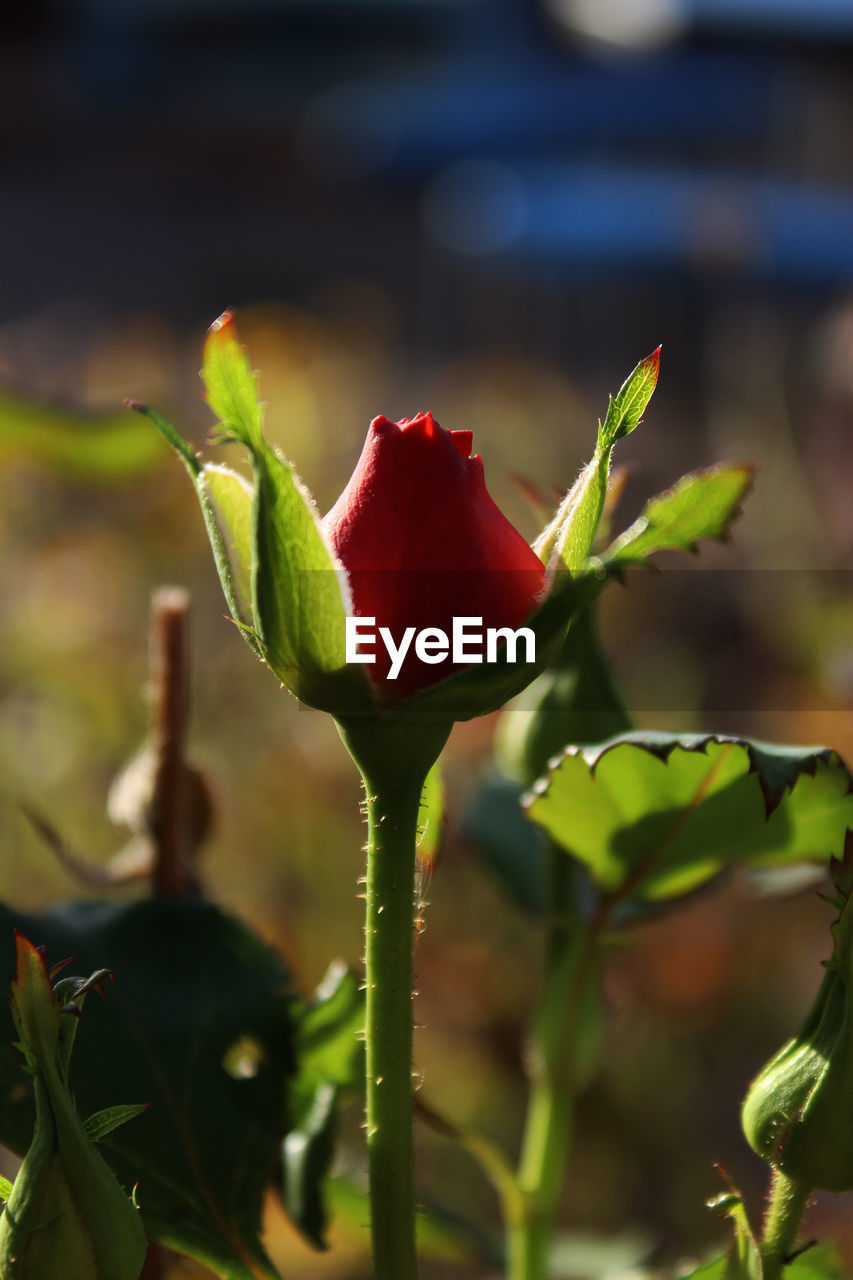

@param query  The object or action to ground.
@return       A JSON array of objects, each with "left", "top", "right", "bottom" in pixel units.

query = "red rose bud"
[{"left": 323, "top": 413, "right": 547, "bottom": 697}]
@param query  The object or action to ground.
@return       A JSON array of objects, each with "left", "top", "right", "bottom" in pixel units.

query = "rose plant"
[{"left": 0, "top": 313, "right": 847, "bottom": 1280}]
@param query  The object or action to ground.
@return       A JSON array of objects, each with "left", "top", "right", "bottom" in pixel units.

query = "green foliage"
[
  {"left": 0, "top": 935, "right": 148, "bottom": 1280},
  {"left": 0, "top": 900, "right": 295, "bottom": 1280},
  {"left": 0, "top": 391, "right": 166, "bottom": 481},
  {"left": 525, "top": 733, "right": 853, "bottom": 902},
  {"left": 600, "top": 463, "right": 756, "bottom": 569}
]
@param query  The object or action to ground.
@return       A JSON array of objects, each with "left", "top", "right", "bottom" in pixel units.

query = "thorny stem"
[
  {"left": 759, "top": 1169, "right": 812, "bottom": 1280},
  {"left": 337, "top": 716, "right": 451, "bottom": 1280}
]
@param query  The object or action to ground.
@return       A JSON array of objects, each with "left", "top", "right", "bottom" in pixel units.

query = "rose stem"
[
  {"left": 509, "top": 871, "right": 611, "bottom": 1280},
  {"left": 149, "top": 585, "right": 192, "bottom": 898},
  {"left": 759, "top": 1169, "right": 811, "bottom": 1280},
  {"left": 336, "top": 717, "right": 451, "bottom": 1280}
]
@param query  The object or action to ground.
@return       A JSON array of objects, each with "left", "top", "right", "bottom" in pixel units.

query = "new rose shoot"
[{"left": 345, "top": 615, "right": 536, "bottom": 681}]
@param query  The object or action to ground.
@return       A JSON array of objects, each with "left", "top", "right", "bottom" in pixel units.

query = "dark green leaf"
[
  {"left": 84, "top": 1104, "right": 151, "bottom": 1143},
  {"left": 525, "top": 733, "right": 853, "bottom": 902},
  {"left": 464, "top": 773, "right": 547, "bottom": 915},
  {"left": 0, "top": 899, "right": 295, "bottom": 1280},
  {"left": 601, "top": 463, "right": 755, "bottom": 569}
]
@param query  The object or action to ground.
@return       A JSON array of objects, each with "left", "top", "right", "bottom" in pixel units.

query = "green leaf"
[
  {"left": 0, "top": 899, "right": 295, "bottom": 1280},
  {"left": 525, "top": 733, "right": 853, "bottom": 902},
  {"left": 201, "top": 315, "right": 371, "bottom": 714},
  {"left": 84, "top": 1104, "right": 151, "bottom": 1143},
  {"left": 0, "top": 1175, "right": 12, "bottom": 1201},
  {"left": 284, "top": 965, "right": 364, "bottom": 1250},
  {"left": 600, "top": 347, "right": 661, "bottom": 446},
  {"left": 600, "top": 463, "right": 755, "bottom": 569},
  {"left": 295, "top": 962, "right": 364, "bottom": 1102},
  {"left": 282, "top": 1082, "right": 337, "bottom": 1250}
]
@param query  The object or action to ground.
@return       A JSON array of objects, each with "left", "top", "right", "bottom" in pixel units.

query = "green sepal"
[{"left": 0, "top": 935, "right": 147, "bottom": 1280}]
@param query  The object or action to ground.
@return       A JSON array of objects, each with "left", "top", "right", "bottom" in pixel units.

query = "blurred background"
[{"left": 1, "top": 2, "right": 852, "bottom": 1276}]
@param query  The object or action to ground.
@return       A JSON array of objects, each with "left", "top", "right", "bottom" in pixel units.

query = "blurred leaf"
[
  {"left": 0, "top": 899, "right": 294, "bottom": 1280},
  {"left": 0, "top": 390, "right": 166, "bottom": 480},
  {"left": 282, "top": 1082, "right": 337, "bottom": 1250},
  {"left": 0, "top": 1175, "right": 11, "bottom": 1201},
  {"left": 601, "top": 463, "right": 755, "bottom": 569},
  {"left": 465, "top": 772, "right": 547, "bottom": 915},
  {"left": 549, "top": 1228, "right": 652, "bottom": 1279},
  {"left": 600, "top": 347, "right": 661, "bottom": 445},
  {"left": 525, "top": 733, "right": 853, "bottom": 902},
  {"left": 295, "top": 961, "right": 364, "bottom": 1101},
  {"left": 284, "top": 964, "right": 364, "bottom": 1250},
  {"left": 84, "top": 1103, "right": 151, "bottom": 1143}
]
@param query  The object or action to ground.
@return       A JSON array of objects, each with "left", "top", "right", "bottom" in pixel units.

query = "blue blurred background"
[{"left": 1, "top": 4, "right": 853, "bottom": 1277}]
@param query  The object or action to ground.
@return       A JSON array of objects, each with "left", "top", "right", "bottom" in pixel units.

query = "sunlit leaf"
[
  {"left": 525, "top": 733, "right": 853, "bottom": 902},
  {"left": 601, "top": 463, "right": 755, "bottom": 569}
]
